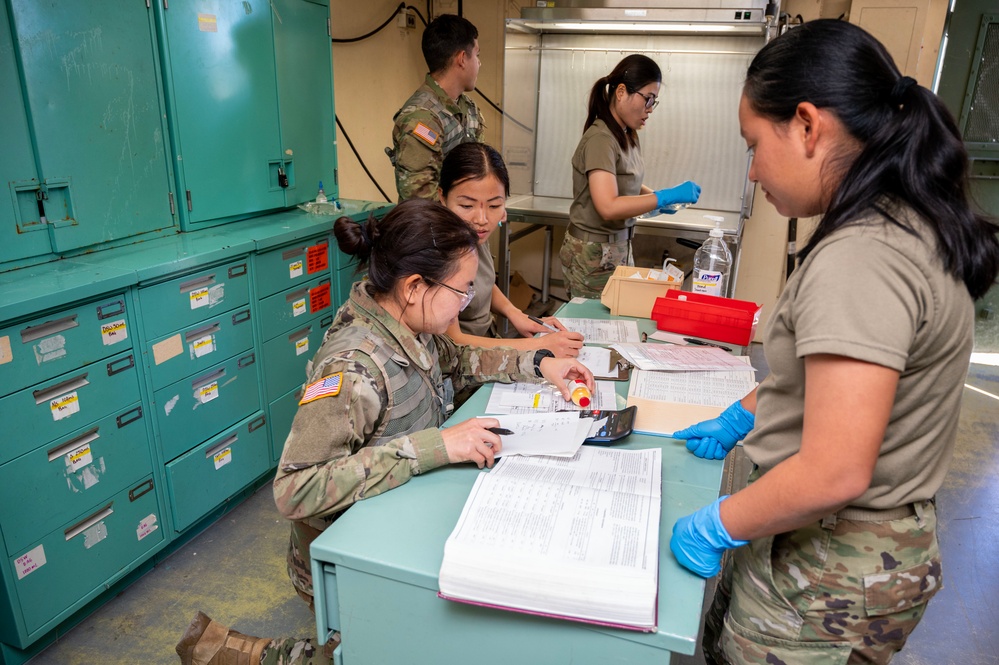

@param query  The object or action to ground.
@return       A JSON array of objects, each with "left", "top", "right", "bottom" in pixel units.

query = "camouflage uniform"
[
  {"left": 558, "top": 231, "right": 633, "bottom": 299},
  {"left": 389, "top": 74, "right": 484, "bottom": 201},
  {"left": 273, "top": 280, "right": 537, "bottom": 602}
]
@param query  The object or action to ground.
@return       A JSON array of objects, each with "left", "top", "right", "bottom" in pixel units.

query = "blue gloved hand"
[
  {"left": 654, "top": 181, "right": 701, "bottom": 213},
  {"left": 670, "top": 496, "right": 749, "bottom": 577},
  {"left": 671, "top": 400, "right": 754, "bottom": 460}
]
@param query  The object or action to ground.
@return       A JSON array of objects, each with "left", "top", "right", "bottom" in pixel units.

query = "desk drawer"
[
  {"left": 0, "top": 294, "right": 131, "bottom": 398},
  {"left": 268, "top": 385, "right": 303, "bottom": 463},
  {"left": 0, "top": 405, "right": 151, "bottom": 554},
  {"left": 254, "top": 238, "right": 331, "bottom": 299},
  {"left": 10, "top": 476, "right": 163, "bottom": 635},
  {"left": 258, "top": 277, "right": 332, "bottom": 341},
  {"left": 334, "top": 266, "right": 362, "bottom": 312},
  {"left": 138, "top": 260, "right": 250, "bottom": 340},
  {"left": 261, "top": 316, "right": 331, "bottom": 398},
  {"left": 165, "top": 412, "right": 269, "bottom": 533},
  {"left": 145, "top": 307, "right": 254, "bottom": 389},
  {"left": 0, "top": 351, "right": 140, "bottom": 464},
  {"left": 154, "top": 352, "right": 261, "bottom": 462}
]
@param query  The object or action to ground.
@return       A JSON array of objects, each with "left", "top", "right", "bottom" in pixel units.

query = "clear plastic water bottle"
[
  {"left": 691, "top": 219, "right": 731, "bottom": 297},
  {"left": 315, "top": 181, "right": 327, "bottom": 204}
]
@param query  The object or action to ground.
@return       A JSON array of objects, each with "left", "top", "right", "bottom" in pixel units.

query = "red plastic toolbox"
[{"left": 651, "top": 291, "right": 762, "bottom": 346}]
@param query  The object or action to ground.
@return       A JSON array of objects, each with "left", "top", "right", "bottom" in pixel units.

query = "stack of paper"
[
  {"left": 484, "top": 381, "right": 617, "bottom": 415},
  {"left": 626, "top": 366, "right": 757, "bottom": 436},
  {"left": 485, "top": 412, "right": 593, "bottom": 458}
]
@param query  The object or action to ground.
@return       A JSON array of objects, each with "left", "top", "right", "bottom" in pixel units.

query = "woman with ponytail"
[
  {"left": 668, "top": 20, "right": 999, "bottom": 664},
  {"left": 558, "top": 54, "right": 701, "bottom": 298}
]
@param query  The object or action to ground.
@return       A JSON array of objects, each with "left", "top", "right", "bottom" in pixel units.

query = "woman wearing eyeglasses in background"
[{"left": 559, "top": 53, "right": 702, "bottom": 298}]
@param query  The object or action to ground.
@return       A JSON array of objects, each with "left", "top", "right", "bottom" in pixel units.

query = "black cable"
[
  {"left": 407, "top": 4, "right": 428, "bottom": 27},
  {"left": 473, "top": 87, "right": 534, "bottom": 133},
  {"left": 335, "top": 115, "right": 393, "bottom": 202},
  {"left": 331, "top": 2, "right": 404, "bottom": 43}
]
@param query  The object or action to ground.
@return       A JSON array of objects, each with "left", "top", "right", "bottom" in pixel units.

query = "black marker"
[
  {"left": 486, "top": 427, "right": 515, "bottom": 436},
  {"left": 683, "top": 337, "right": 732, "bottom": 352}
]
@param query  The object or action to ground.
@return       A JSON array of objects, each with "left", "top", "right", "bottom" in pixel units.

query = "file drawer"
[
  {"left": 0, "top": 404, "right": 151, "bottom": 554},
  {"left": 0, "top": 294, "right": 131, "bottom": 398},
  {"left": 145, "top": 306, "right": 254, "bottom": 389},
  {"left": 268, "top": 385, "right": 304, "bottom": 463},
  {"left": 10, "top": 476, "right": 163, "bottom": 635},
  {"left": 0, "top": 351, "right": 140, "bottom": 464},
  {"left": 261, "top": 315, "right": 331, "bottom": 397},
  {"left": 165, "top": 412, "right": 269, "bottom": 532},
  {"left": 254, "top": 238, "right": 331, "bottom": 299},
  {"left": 258, "top": 276, "right": 332, "bottom": 341},
  {"left": 153, "top": 352, "right": 261, "bottom": 462},
  {"left": 138, "top": 259, "right": 250, "bottom": 340}
]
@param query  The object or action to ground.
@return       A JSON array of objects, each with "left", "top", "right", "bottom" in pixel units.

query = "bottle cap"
[
  {"left": 578, "top": 395, "right": 590, "bottom": 407},
  {"left": 708, "top": 220, "right": 724, "bottom": 238}
]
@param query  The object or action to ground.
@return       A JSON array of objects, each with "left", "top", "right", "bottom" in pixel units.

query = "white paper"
[
  {"left": 484, "top": 381, "right": 617, "bottom": 415},
  {"left": 554, "top": 318, "right": 641, "bottom": 344},
  {"left": 649, "top": 331, "right": 688, "bottom": 345},
  {"left": 612, "top": 343, "right": 755, "bottom": 372},
  {"left": 629, "top": 367, "right": 756, "bottom": 408},
  {"left": 578, "top": 346, "right": 614, "bottom": 378},
  {"left": 484, "top": 412, "right": 591, "bottom": 457}
]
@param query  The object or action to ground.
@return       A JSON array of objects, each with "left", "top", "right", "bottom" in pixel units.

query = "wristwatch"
[{"left": 533, "top": 349, "right": 555, "bottom": 377}]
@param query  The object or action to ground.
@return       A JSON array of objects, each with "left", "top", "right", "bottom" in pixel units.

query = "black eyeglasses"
[
  {"left": 425, "top": 278, "right": 475, "bottom": 312},
  {"left": 635, "top": 91, "right": 659, "bottom": 110}
]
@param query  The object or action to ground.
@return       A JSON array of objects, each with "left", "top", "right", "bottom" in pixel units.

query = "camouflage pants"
[
  {"left": 702, "top": 501, "right": 941, "bottom": 665},
  {"left": 258, "top": 589, "right": 338, "bottom": 664},
  {"left": 558, "top": 230, "right": 633, "bottom": 299}
]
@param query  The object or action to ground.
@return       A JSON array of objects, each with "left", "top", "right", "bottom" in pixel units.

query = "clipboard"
[{"left": 603, "top": 348, "right": 632, "bottom": 382}]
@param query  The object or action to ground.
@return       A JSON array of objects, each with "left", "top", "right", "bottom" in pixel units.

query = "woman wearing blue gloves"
[
  {"left": 670, "top": 20, "right": 999, "bottom": 665},
  {"left": 559, "top": 53, "right": 700, "bottom": 298}
]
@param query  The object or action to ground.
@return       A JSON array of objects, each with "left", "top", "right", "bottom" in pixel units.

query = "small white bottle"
[
  {"left": 315, "top": 181, "right": 328, "bottom": 204},
  {"left": 691, "top": 220, "right": 731, "bottom": 297}
]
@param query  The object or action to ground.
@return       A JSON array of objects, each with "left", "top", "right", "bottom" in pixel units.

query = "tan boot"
[{"left": 176, "top": 611, "right": 271, "bottom": 665}]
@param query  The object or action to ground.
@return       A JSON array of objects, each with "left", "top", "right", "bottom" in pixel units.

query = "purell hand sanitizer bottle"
[{"left": 691, "top": 219, "right": 731, "bottom": 297}]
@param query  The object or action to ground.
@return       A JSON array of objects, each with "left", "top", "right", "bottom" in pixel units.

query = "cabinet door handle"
[
  {"left": 117, "top": 406, "right": 144, "bottom": 428},
  {"left": 288, "top": 325, "right": 312, "bottom": 344},
  {"left": 191, "top": 367, "right": 226, "bottom": 389},
  {"left": 232, "top": 309, "right": 251, "bottom": 325},
  {"left": 237, "top": 353, "right": 256, "bottom": 369},
  {"left": 248, "top": 415, "right": 266, "bottom": 432},
  {"left": 107, "top": 354, "right": 135, "bottom": 376},
  {"left": 34, "top": 373, "right": 90, "bottom": 404},
  {"left": 228, "top": 263, "right": 247, "bottom": 278},
  {"left": 185, "top": 322, "right": 221, "bottom": 343},
  {"left": 65, "top": 503, "right": 113, "bottom": 541},
  {"left": 48, "top": 427, "right": 100, "bottom": 462},
  {"left": 179, "top": 274, "right": 216, "bottom": 292},
  {"left": 130, "top": 479, "right": 154, "bottom": 502},
  {"left": 96, "top": 299, "right": 126, "bottom": 320},
  {"left": 285, "top": 286, "right": 310, "bottom": 302},
  {"left": 205, "top": 434, "right": 238, "bottom": 459},
  {"left": 281, "top": 246, "right": 306, "bottom": 260},
  {"left": 21, "top": 315, "right": 79, "bottom": 343}
]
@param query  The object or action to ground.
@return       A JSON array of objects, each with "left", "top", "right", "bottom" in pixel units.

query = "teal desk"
[{"left": 309, "top": 302, "right": 727, "bottom": 664}]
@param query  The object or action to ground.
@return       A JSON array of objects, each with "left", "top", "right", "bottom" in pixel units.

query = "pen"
[
  {"left": 528, "top": 314, "right": 559, "bottom": 333},
  {"left": 683, "top": 337, "right": 732, "bottom": 352},
  {"left": 486, "top": 427, "right": 515, "bottom": 436}
]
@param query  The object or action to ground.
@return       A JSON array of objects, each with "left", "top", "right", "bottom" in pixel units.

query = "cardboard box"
[{"left": 600, "top": 266, "right": 681, "bottom": 318}]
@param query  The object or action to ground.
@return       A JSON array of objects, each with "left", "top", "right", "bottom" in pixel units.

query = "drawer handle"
[
  {"left": 281, "top": 246, "right": 306, "bottom": 260},
  {"left": 96, "top": 299, "right": 126, "bottom": 320},
  {"left": 180, "top": 273, "right": 216, "bottom": 292},
  {"left": 228, "top": 263, "right": 247, "bottom": 278},
  {"left": 312, "top": 240, "right": 329, "bottom": 249},
  {"left": 192, "top": 367, "right": 226, "bottom": 389},
  {"left": 205, "top": 434, "right": 238, "bottom": 459},
  {"left": 65, "top": 503, "right": 113, "bottom": 541},
  {"left": 34, "top": 373, "right": 90, "bottom": 405},
  {"left": 321, "top": 314, "right": 334, "bottom": 328},
  {"left": 21, "top": 314, "right": 79, "bottom": 343},
  {"left": 232, "top": 309, "right": 251, "bottom": 325},
  {"left": 129, "top": 479, "right": 154, "bottom": 502},
  {"left": 48, "top": 427, "right": 100, "bottom": 462},
  {"left": 285, "top": 286, "right": 310, "bottom": 302},
  {"left": 117, "top": 406, "right": 143, "bottom": 428},
  {"left": 107, "top": 354, "right": 135, "bottom": 376},
  {"left": 248, "top": 414, "right": 266, "bottom": 432},
  {"left": 185, "top": 322, "right": 221, "bottom": 343},
  {"left": 237, "top": 353, "right": 256, "bottom": 369},
  {"left": 288, "top": 325, "right": 312, "bottom": 344}
]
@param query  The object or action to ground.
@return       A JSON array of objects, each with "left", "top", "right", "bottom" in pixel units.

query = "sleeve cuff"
[{"left": 407, "top": 428, "right": 449, "bottom": 474}]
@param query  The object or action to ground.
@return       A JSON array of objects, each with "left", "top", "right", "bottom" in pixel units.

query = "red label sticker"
[
  {"left": 309, "top": 283, "right": 331, "bottom": 313},
  {"left": 306, "top": 244, "right": 329, "bottom": 274}
]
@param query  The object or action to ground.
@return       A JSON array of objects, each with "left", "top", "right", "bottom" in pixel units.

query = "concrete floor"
[{"left": 24, "top": 348, "right": 999, "bottom": 664}]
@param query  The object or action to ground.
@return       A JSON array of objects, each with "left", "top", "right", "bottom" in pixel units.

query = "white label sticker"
[
  {"left": 15, "top": 545, "right": 46, "bottom": 580},
  {"left": 196, "top": 381, "right": 219, "bottom": 404},
  {"left": 137, "top": 514, "right": 159, "bottom": 541},
  {"left": 190, "top": 287, "right": 210, "bottom": 309},
  {"left": 100, "top": 319, "right": 128, "bottom": 346},
  {"left": 191, "top": 334, "right": 216, "bottom": 358},
  {"left": 0, "top": 335, "right": 13, "bottom": 365},
  {"left": 208, "top": 284, "right": 225, "bottom": 307},
  {"left": 289, "top": 260, "right": 304, "bottom": 279},
  {"left": 83, "top": 521, "right": 108, "bottom": 549},
  {"left": 292, "top": 299, "right": 307, "bottom": 317},
  {"left": 67, "top": 443, "right": 93, "bottom": 472},
  {"left": 51, "top": 391, "right": 81, "bottom": 421},
  {"left": 295, "top": 338, "right": 309, "bottom": 356},
  {"left": 213, "top": 447, "right": 232, "bottom": 470}
]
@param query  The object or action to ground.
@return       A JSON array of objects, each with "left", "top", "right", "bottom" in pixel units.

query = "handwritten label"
[
  {"left": 68, "top": 443, "right": 93, "bottom": 472},
  {"left": 101, "top": 319, "right": 128, "bottom": 346},
  {"left": 15, "top": 545, "right": 46, "bottom": 580},
  {"left": 191, "top": 334, "right": 216, "bottom": 358},
  {"left": 289, "top": 260, "right": 304, "bottom": 279},
  {"left": 51, "top": 391, "right": 81, "bottom": 421},
  {"left": 292, "top": 298, "right": 307, "bottom": 317},
  {"left": 197, "top": 381, "right": 219, "bottom": 404},
  {"left": 137, "top": 514, "right": 159, "bottom": 541},
  {"left": 295, "top": 338, "right": 310, "bottom": 356},
  {"left": 306, "top": 244, "right": 328, "bottom": 274},
  {"left": 309, "top": 283, "right": 331, "bottom": 313},
  {"left": 213, "top": 447, "right": 232, "bottom": 470},
  {"left": 189, "top": 287, "right": 210, "bottom": 309}
]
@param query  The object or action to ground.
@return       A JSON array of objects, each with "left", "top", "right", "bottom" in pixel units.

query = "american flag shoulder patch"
[
  {"left": 299, "top": 372, "right": 344, "bottom": 405},
  {"left": 412, "top": 122, "right": 439, "bottom": 147}
]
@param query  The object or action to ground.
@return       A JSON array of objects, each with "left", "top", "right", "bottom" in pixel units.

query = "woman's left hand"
[{"left": 538, "top": 357, "right": 594, "bottom": 400}]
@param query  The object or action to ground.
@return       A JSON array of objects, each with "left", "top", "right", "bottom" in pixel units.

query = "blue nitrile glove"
[
  {"left": 671, "top": 401, "right": 754, "bottom": 460},
  {"left": 654, "top": 181, "right": 701, "bottom": 214},
  {"left": 670, "top": 496, "right": 749, "bottom": 577}
]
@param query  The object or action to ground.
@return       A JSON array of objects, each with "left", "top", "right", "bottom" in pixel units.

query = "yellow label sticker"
[
  {"left": 190, "top": 287, "right": 210, "bottom": 309},
  {"left": 292, "top": 299, "right": 307, "bottom": 317},
  {"left": 289, "top": 260, "right": 304, "bottom": 279},
  {"left": 198, "top": 13, "right": 218, "bottom": 32},
  {"left": 295, "top": 337, "right": 310, "bottom": 356},
  {"left": 50, "top": 392, "right": 80, "bottom": 422},
  {"left": 213, "top": 447, "right": 232, "bottom": 470},
  {"left": 197, "top": 381, "right": 219, "bottom": 404},
  {"left": 101, "top": 319, "right": 128, "bottom": 346}
]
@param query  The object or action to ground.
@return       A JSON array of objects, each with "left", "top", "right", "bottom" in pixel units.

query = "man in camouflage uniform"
[{"left": 388, "top": 14, "right": 484, "bottom": 201}]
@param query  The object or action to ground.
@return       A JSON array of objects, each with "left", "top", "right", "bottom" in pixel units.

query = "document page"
[
  {"left": 629, "top": 367, "right": 756, "bottom": 407},
  {"left": 484, "top": 380, "right": 618, "bottom": 415},
  {"left": 482, "top": 412, "right": 593, "bottom": 457},
  {"left": 554, "top": 318, "right": 642, "bottom": 344},
  {"left": 612, "top": 343, "right": 755, "bottom": 371}
]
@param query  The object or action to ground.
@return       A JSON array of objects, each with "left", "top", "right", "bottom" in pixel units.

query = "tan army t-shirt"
[{"left": 568, "top": 119, "right": 644, "bottom": 235}]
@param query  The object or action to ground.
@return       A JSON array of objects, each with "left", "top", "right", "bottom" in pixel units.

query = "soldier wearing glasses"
[{"left": 559, "top": 54, "right": 702, "bottom": 298}]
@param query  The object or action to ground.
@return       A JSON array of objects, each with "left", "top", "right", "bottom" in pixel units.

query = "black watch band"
[{"left": 533, "top": 349, "right": 555, "bottom": 377}]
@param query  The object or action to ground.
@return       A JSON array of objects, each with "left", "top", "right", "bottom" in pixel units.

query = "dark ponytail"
[
  {"left": 333, "top": 198, "right": 478, "bottom": 296},
  {"left": 745, "top": 19, "right": 999, "bottom": 299},
  {"left": 585, "top": 54, "right": 662, "bottom": 151}
]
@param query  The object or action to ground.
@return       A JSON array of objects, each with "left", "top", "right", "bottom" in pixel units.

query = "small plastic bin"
[{"left": 651, "top": 291, "right": 762, "bottom": 346}]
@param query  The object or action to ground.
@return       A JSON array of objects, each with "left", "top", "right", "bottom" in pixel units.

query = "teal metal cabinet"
[
  {"left": 267, "top": 385, "right": 303, "bottom": 462},
  {"left": 254, "top": 237, "right": 332, "bottom": 299},
  {"left": 258, "top": 276, "right": 333, "bottom": 341},
  {"left": 137, "top": 259, "right": 250, "bottom": 339},
  {"left": 4, "top": 0, "right": 175, "bottom": 257},
  {"left": 262, "top": 313, "right": 333, "bottom": 398},
  {"left": 144, "top": 306, "right": 254, "bottom": 389}
]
